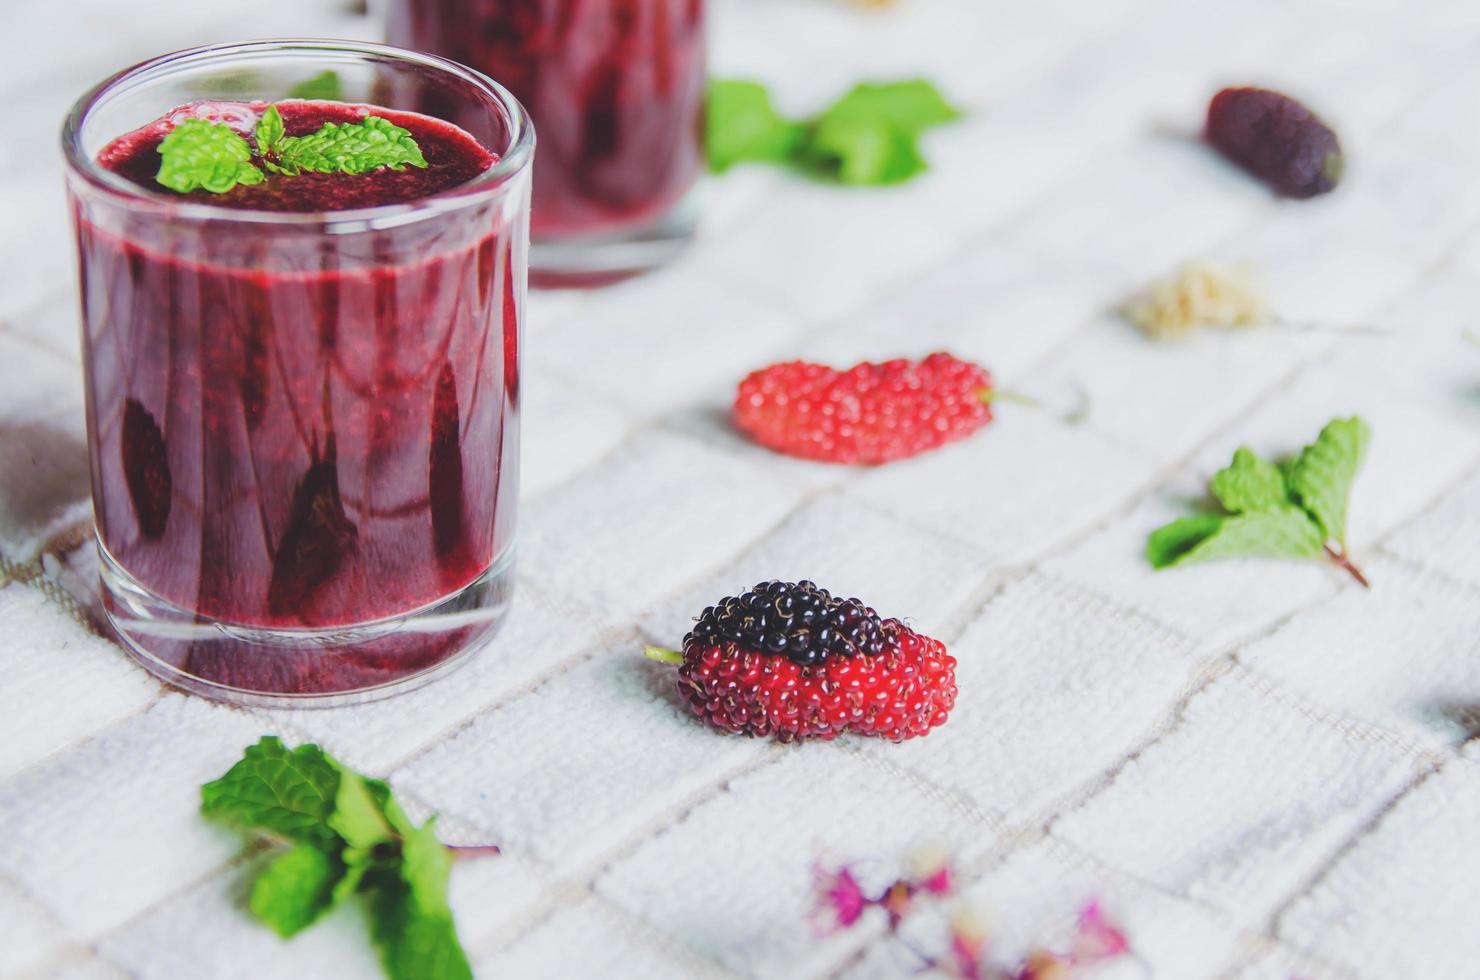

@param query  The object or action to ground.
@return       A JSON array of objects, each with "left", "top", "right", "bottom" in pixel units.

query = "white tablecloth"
[{"left": 4, "top": 1, "right": 1480, "bottom": 977}]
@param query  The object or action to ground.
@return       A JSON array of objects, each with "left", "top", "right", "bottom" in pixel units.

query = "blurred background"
[
  {"left": 4, "top": 2, "right": 1480, "bottom": 979},
  {"left": 5, "top": 0, "right": 1478, "bottom": 494}
]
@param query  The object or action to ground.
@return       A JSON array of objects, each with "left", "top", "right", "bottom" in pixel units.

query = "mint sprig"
[
  {"left": 707, "top": 77, "right": 960, "bottom": 185},
  {"left": 707, "top": 81, "right": 806, "bottom": 173},
  {"left": 199, "top": 736, "right": 339, "bottom": 846},
  {"left": 805, "top": 80, "right": 962, "bottom": 184},
  {"left": 256, "top": 105, "right": 428, "bottom": 177},
  {"left": 1288, "top": 416, "right": 1370, "bottom": 548},
  {"left": 254, "top": 105, "right": 287, "bottom": 163},
  {"left": 249, "top": 842, "right": 344, "bottom": 937},
  {"left": 202, "top": 737, "right": 477, "bottom": 980},
  {"left": 156, "top": 106, "right": 427, "bottom": 195},
  {"left": 155, "top": 118, "right": 265, "bottom": 193},
  {"left": 1147, "top": 417, "right": 1372, "bottom": 586}
]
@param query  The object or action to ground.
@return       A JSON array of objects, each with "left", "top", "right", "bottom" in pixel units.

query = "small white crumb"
[{"left": 1123, "top": 261, "right": 1270, "bottom": 339}]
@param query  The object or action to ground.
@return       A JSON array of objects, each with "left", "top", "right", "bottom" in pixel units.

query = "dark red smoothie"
[
  {"left": 77, "top": 101, "right": 521, "bottom": 695},
  {"left": 388, "top": 0, "right": 706, "bottom": 239}
]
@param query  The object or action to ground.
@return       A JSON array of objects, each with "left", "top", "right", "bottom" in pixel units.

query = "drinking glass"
[
  {"left": 388, "top": 0, "right": 706, "bottom": 285},
  {"left": 63, "top": 40, "right": 532, "bottom": 706}
]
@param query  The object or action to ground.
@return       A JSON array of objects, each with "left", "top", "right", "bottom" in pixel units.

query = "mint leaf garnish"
[
  {"left": 365, "top": 777, "right": 419, "bottom": 838},
  {"left": 255, "top": 104, "right": 286, "bottom": 161},
  {"left": 832, "top": 79, "right": 962, "bottom": 134},
  {"left": 156, "top": 118, "right": 265, "bottom": 193},
  {"left": 269, "top": 115, "right": 428, "bottom": 177},
  {"left": 809, "top": 108, "right": 922, "bottom": 184},
  {"left": 203, "top": 738, "right": 484, "bottom": 980},
  {"left": 328, "top": 762, "right": 398, "bottom": 851},
  {"left": 368, "top": 877, "right": 473, "bottom": 980},
  {"left": 249, "top": 843, "right": 344, "bottom": 938},
  {"left": 806, "top": 80, "right": 962, "bottom": 185},
  {"left": 1209, "top": 447, "right": 1289, "bottom": 514},
  {"left": 157, "top": 106, "right": 426, "bottom": 194},
  {"left": 1287, "top": 416, "right": 1371, "bottom": 548},
  {"left": 287, "top": 69, "right": 344, "bottom": 102},
  {"left": 1147, "top": 417, "right": 1372, "bottom": 586},
  {"left": 1146, "top": 514, "right": 1225, "bottom": 567},
  {"left": 400, "top": 819, "right": 455, "bottom": 914},
  {"left": 706, "top": 80, "right": 806, "bottom": 173},
  {"left": 369, "top": 819, "right": 470, "bottom": 980},
  {"left": 706, "top": 77, "right": 959, "bottom": 185},
  {"left": 1160, "top": 506, "right": 1325, "bottom": 566},
  {"left": 200, "top": 736, "right": 340, "bottom": 847}
]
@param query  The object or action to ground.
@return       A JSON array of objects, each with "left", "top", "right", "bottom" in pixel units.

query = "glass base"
[
  {"left": 530, "top": 189, "right": 698, "bottom": 288},
  {"left": 99, "top": 543, "right": 515, "bottom": 708}
]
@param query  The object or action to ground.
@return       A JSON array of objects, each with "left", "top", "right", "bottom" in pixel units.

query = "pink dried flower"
[
  {"left": 1069, "top": 900, "right": 1129, "bottom": 964},
  {"left": 879, "top": 880, "right": 915, "bottom": 929},
  {"left": 910, "top": 846, "right": 956, "bottom": 896},
  {"left": 807, "top": 852, "right": 1130, "bottom": 980},
  {"left": 948, "top": 907, "right": 991, "bottom": 979},
  {"left": 920, "top": 866, "right": 954, "bottom": 895},
  {"left": 812, "top": 863, "right": 869, "bottom": 934},
  {"left": 1016, "top": 950, "right": 1072, "bottom": 980}
]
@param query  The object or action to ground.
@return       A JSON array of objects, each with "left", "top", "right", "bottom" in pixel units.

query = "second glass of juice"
[
  {"left": 388, "top": 0, "right": 706, "bottom": 285},
  {"left": 63, "top": 41, "right": 533, "bottom": 705}
]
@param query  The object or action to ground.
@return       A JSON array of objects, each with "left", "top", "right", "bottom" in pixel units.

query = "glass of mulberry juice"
[
  {"left": 63, "top": 40, "right": 533, "bottom": 705},
  {"left": 387, "top": 0, "right": 706, "bottom": 285}
]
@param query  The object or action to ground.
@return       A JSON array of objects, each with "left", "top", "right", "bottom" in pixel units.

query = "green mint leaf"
[
  {"left": 830, "top": 79, "right": 962, "bottom": 136},
  {"left": 249, "top": 843, "right": 345, "bottom": 938},
  {"left": 274, "top": 115, "right": 428, "bottom": 177},
  {"left": 705, "top": 76, "right": 959, "bottom": 185},
  {"left": 328, "top": 763, "right": 397, "bottom": 851},
  {"left": 255, "top": 105, "right": 286, "bottom": 159},
  {"left": 1149, "top": 418, "right": 1373, "bottom": 583},
  {"left": 804, "top": 79, "right": 961, "bottom": 185},
  {"left": 809, "top": 113, "right": 923, "bottom": 184},
  {"left": 206, "top": 739, "right": 478, "bottom": 979},
  {"left": 706, "top": 79, "right": 806, "bottom": 173},
  {"left": 156, "top": 118, "right": 265, "bottom": 194},
  {"left": 400, "top": 818, "right": 454, "bottom": 917},
  {"left": 367, "top": 819, "right": 470, "bottom": 980},
  {"left": 200, "top": 736, "right": 340, "bottom": 847},
  {"left": 1210, "top": 447, "right": 1289, "bottom": 514},
  {"left": 287, "top": 70, "right": 344, "bottom": 102},
  {"left": 368, "top": 884, "right": 472, "bottom": 980},
  {"left": 364, "top": 776, "right": 419, "bottom": 837},
  {"left": 1168, "top": 505, "right": 1325, "bottom": 566},
  {"left": 332, "top": 858, "right": 370, "bottom": 906},
  {"left": 1288, "top": 416, "right": 1371, "bottom": 547},
  {"left": 1146, "top": 514, "right": 1225, "bottom": 568}
]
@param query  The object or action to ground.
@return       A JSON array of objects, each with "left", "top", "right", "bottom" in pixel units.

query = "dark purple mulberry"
[
  {"left": 685, "top": 580, "right": 888, "bottom": 667},
  {"left": 1205, "top": 87, "right": 1343, "bottom": 198}
]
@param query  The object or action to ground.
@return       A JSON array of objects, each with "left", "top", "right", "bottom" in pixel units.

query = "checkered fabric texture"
[{"left": 4, "top": 0, "right": 1480, "bottom": 977}]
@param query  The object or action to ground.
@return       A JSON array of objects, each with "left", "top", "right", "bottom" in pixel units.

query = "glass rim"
[{"left": 61, "top": 38, "right": 536, "bottom": 231}]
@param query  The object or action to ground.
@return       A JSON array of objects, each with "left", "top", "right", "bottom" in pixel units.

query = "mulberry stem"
[
  {"left": 644, "top": 646, "right": 685, "bottom": 665},
  {"left": 977, "top": 387, "right": 1038, "bottom": 407},
  {"left": 1323, "top": 544, "right": 1370, "bottom": 588}
]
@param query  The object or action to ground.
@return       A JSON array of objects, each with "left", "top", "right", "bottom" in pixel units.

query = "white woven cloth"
[{"left": 4, "top": 0, "right": 1480, "bottom": 977}]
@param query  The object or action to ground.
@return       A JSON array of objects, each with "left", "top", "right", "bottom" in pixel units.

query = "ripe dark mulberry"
[
  {"left": 1205, "top": 86, "right": 1343, "bottom": 198},
  {"left": 653, "top": 580, "right": 958, "bottom": 742},
  {"left": 686, "top": 580, "right": 887, "bottom": 667}
]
